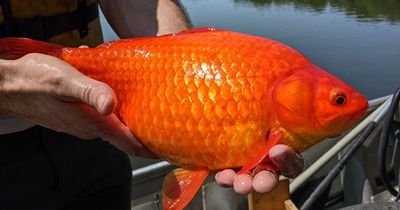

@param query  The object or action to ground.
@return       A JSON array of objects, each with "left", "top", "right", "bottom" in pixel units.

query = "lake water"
[{"left": 99, "top": 0, "right": 400, "bottom": 168}]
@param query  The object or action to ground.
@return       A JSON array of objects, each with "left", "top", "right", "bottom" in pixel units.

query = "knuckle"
[
  {"left": 49, "top": 74, "right": 68, "bottom": 96},
  {"left": 20, "top": 53, "right": 36, "bottom": 60},
  {"left": 80, "top": 83, "right": 96, "bottom": 104},
  {"left": 78, "top": 80, "right": 111, "bottom": 106},
  {"left": 50, "top": 72, "right": 66, "bottom": 87},
  {"left": 20, "top": 53, "right": 44, "bottom": 64}
]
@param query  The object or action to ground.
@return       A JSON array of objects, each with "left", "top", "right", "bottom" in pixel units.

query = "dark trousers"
[{"left": 0, "top": 126, "right": 132, "bottom": 210}]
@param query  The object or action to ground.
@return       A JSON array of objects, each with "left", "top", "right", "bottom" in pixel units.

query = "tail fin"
[{"left": 0, "top": 38, "right": 63, "bottom": 60}]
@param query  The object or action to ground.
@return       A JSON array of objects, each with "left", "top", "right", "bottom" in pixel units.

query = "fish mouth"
[
  {"left": 342, "top": 93, "right": 369, "bottom": 130},
  {"left": 351, "top": 93, "right": 369, "bottom": 121}
]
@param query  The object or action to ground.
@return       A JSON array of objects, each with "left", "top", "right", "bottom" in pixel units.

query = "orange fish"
[{"left": 0, "top": 28, "right": 368, "bottom": 210}]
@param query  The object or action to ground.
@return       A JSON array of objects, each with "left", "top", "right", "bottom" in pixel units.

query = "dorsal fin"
[
  {"left": 97, "top": 40, "right": 119, "bottom": 48},
  {"left": 175, "top": 27, "right": 221, "bottom": 35},
  {"left": 163, "top": 168, "right": 209, "bottom": 210},
  {"left": 96, "top": 27, "right": 224, "bottom": 49}
]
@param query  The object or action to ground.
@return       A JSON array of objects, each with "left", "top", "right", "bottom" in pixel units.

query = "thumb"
[
  {"left": 269, "top": 144, "right": 304, "bottom": 178},
  {"left": 59, "top": 71, "right": 116, "bottom": 115}
]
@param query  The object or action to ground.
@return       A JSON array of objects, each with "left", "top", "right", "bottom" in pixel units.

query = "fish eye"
[
  {"left": 334, "top": 94, "right": 346, "bottom": 106},
  {"left": 330, "top": 89, "right": 347, "bottom": 106}
]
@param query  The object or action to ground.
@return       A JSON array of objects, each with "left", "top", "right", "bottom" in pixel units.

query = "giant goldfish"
[{"left": 0, "top": 28, "right": 368, "bottom": 210}]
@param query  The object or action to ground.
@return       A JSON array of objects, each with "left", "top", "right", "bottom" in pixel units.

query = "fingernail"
[
  {"left": 214, "top": 172, "right": 220, "bottom": 180},
  {"left": 270, "top": 148, "right": 287, "bottom": 163},
  {"left": 97, "top": 93, "right": 108, "bottom": 113}
]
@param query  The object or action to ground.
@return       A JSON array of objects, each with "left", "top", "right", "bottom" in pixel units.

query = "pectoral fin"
[
  {"left": 238, "top": 128, "right": 282, "bottom": 175},
  {"left": 162, "top": 168, "right": 209, "bottom": 210}
]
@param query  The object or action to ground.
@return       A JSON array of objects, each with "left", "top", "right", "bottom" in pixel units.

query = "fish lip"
[
  {"left": 343, "top": 94, "right": 368, "bottom": 129},
  {"left": 353, "top": 94, "right": 369, "bottom": 118}
]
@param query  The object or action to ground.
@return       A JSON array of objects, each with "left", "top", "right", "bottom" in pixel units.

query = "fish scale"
[
  {"left": 59, "top": 30, "right": 293, "bottom": 169},
  {"left": 0, "top": 30, "right": 366, "bottom": 170},
  {"left": 0, "top": 28, "right": 368, "bottom": 209}
]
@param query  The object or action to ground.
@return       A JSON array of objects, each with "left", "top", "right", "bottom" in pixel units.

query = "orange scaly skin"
[
  {"left": 60, "top": 29, "right": 297, "bottom": 169},
  {"left": 57, "top": 28, "right": 367, "bottom": 170},
  {"left": 0, "top": 28, "right": 368, "bottom": 210}
]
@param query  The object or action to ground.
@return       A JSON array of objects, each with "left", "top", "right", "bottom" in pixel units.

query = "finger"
[
  {"left": 233, "top": 173, "right": 253, "bottom": 195},
  {"left": 99, "top": 114, "right": 156, "bottom": 158},
  {"left": 43, "top": 101, "right": 111, "bottom": 139},
  {"left": 59, "top": 73, "right": 116, "bottom": 115},
  {"left": 215, "top": 169, "right": 236, "bottom": 187},
  {"left": 252, "top": 170, "right": 278, "bottom": 193},
  {"left": 77, "top": 110, "right": 156, "bottom": 158},
  {"left": 31, "top": 55, "right": 116, "bottom": 115},
  {"left": 13, "top": 54, "right": 113, "bottom": 114},
  {"left": 50, "top": 103, "right": 156, "bottom": 158},
  {"left": 269, "top": 144, "right": 304, "bottom": 178}
]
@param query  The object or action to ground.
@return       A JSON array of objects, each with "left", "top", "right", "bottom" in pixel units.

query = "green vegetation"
[{"left": 233, "top": 0, "right": 400, "bottom": 22}]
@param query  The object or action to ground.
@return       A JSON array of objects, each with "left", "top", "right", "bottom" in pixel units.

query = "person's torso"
[
  {"left": 0, "top": 0, "right": 104, "bottom": 47},
  {"left": 0, "top": 0, "right": 105, "bottom": 134}
]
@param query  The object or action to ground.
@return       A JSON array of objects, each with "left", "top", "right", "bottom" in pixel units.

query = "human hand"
[
  {"left": 214, "top": 144, "right": 303, "bottom": 194},
  {"left": 0, "top": 53, "right": 154, "bottom": 158}
]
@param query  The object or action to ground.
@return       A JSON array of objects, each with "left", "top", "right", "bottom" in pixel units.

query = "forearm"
[{"left": 99, "top": 0, "right": 192, "bottom": 38}]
